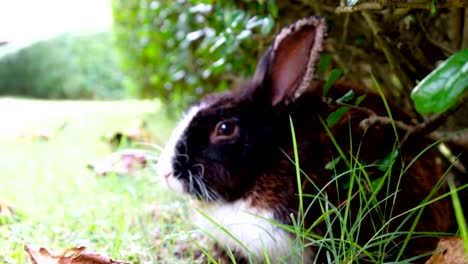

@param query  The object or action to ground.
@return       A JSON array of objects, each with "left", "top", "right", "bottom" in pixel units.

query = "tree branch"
[
  {"left": 323, "top": 93, "right": 468, "bottom": 155},
  {"left": 335, "top": 0, "right": 468, "bottom": 13},
  {"left": 362, "top": 11, "right": 414, "bottom": 96}
]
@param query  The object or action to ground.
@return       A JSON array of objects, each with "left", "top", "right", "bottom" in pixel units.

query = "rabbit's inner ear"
[{"left": 262, "top": 17, "right": 327, "bottom": 106}]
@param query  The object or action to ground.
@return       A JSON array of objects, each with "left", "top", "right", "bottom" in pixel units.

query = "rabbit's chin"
[{"left": 163, "top": 173, "right": 185, "bottom": 193}]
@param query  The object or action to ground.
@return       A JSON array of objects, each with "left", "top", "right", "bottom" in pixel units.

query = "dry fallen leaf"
[
  {"left": 426, "top": 237, "right": 467, "bottom": 264},
  {"left": 107, "top": 119, "right": 152, "bottom": 150},
  {"left": 87, "top": 149, "right": 149, "bottom": 176},
  {"left": 0, "top": 203, "right": 14, "bottom": 218},
  {"left": 24, "top": 245, "right": 131, "bottom": 264},
  {"left": 0, "top": 201, "right": 17, "bottom": 225},
  {"left": 124, "top": 119, "right": 152, "bottom": 142},
  {"left": 17, "top": 122, "right": 67, "bottom": 141}
]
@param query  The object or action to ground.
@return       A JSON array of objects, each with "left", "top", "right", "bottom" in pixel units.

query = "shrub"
[
  {"left": 0, "top": 32, "right": 124, "bottom": 99},
  {"left": 112, "top": 0, "right": 278, "bottom": 110}
]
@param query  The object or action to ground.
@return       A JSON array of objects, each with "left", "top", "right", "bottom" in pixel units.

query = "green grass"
[
  {"left": 1, "top": 97, "right": 465, "bottom": 264},
  {"left": 0, "top": 98, "right": 198, "bottom": 263}
]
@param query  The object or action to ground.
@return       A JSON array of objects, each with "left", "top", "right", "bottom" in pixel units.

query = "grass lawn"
[{"left": 0, "top": 98, "right": 198, "bottom": 263}]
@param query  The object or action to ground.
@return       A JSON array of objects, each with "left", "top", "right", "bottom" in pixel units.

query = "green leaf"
[
  {"left": 267, "top": 1, "right": 278, "bottom": 17},
  {"left": 448, "top": 177, "right": 468, "bottom": 257},
  {"left": 319, "top": 53, "right": 330, "bottom": 74},
  {"left": 327, "top": 106, "right": 351, "bottom": 127},
  {"left": 430, "top": 0, "right": 437, "bottom": 16},
  {"left": 246, "top": 16, "right": 263, "bottom": 29},
  {"left": 325, "top": 157, "right": 341, "bottom": 170},
  {"left": 377, "top": 150, "right": 398, "bottom": 172},
  {"left": 411, "top": 49, "right": 468, "bottom": 114},
  {"left": 336, "top": 89, "right": 355, "bottom": 103},
  {"left": 209, "top": 35, "right": 226, "bottom": 52},
  {"left": 236, "top": 30, "right": 252, "bottom": 40},
  {"left": 355, "top": 94, "right": 367, "bottom": 105},
  {"left": 322, "top": 68, "right": 343, "bottom": 96},
  {"left": 260, "top": 16, "right": 275, "bottom": 35}
]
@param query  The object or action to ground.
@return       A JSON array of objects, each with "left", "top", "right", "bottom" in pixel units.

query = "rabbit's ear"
[{"left": 252, "top": 17, "right": 327, "bottom": 106}]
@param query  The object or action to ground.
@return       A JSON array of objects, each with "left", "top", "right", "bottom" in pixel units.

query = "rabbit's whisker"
[
  {"left": 135, "top": 142, "right": 164, "bottom": 151},
  {"left": 203, "top": 178, "right": 219, "bottom": 202},
  {"left": 173, "top": 159, "right": 182, "bottom": 167},
  {"left": 177, "top": 153, "right": 190, "bottom": 163},
  {"left": 194, "top": 174, "right": 209, "bottom": 200},
  {"left": 192, "top": 163, "right": 205, "bottom": 178},
  {"left": 187, "top": 169, "right": 195, "bottom": 193},
  {"left": 181, "top": 140, "right": 189, "bottom": 162}
]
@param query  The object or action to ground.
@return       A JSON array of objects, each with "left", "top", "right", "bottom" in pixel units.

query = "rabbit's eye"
[{"left": 213, "top": 121, "right": 238, "bottom": 140}]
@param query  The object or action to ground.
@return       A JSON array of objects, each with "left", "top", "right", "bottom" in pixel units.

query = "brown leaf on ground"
[
  {"left": 426, "top": 237, "right": 467, "bottom": 264},
  {"left": 107, "top": 119, "right": 152, "bottom": 150},
  {"left": 87, "top": 149, "right": 149, "bottom": 176},
  {"left": 0, "top": 203, "right": 14, "bottom": 218},
  {"left": 17, "top": 123, "right": 67, "bottom": 141},
  {"left": 24, "top": 245, "right": 131, "bottom": 264}
]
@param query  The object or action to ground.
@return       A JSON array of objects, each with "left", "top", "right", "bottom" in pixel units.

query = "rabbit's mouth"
[
  {"left": 162, "top": 172, "right": 185, "bottom": 194},
  {"left": 158, "top": 147, "right": 221, "bottom": 202},
  {"left": 173, "top": 165, "right": 222, "bottom": 202}
]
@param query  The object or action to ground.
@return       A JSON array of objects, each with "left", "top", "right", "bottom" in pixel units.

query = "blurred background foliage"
[
  {"left": 111, "top": 0, "right": 467, "bottom": 115},
  {"left": 112, "top": 0, "right": 277, "bottom": 110},
  {"left": 0, "top": 32, "right": 124, "bottom": 99},
  {"left": 0, "top": 0, "right": 466, "bottom": 114}
]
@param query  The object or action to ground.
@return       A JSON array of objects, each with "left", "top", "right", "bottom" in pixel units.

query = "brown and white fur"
[{"left": 157, "top": 17, "right": 453, "bottom": 263}]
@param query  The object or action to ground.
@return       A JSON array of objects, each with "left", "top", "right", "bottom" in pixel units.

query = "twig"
[
  {"left": 335, "top": 1, "right": 468, "bottom": 13},
  {"left": 361, "top": 94, "right": 467, "bottom": 154},
  {"left": 324, "top": 92, "right": 468, "bottom": 153},
  {"left": 336, "top": 2, "right": 382, "bottom": 13},
  {"left": 326, "top": 44, "right": 354, "bottom": 80},
  {"left": 359, "top": 115, "right": 414, "bottom": 132},
  {"left": 374, "top": 63, "right": 401, "bottom": 100},
  {"left": 362, "top": 11, "right": 414, "bottom": 94},
  {"left": 341, "top": 13, "right": 351, "bottom": 45},
  {"left": 327, "top": 39, "right": 368, "bottom": 57},
  {"left": 449, "top": 9, "right": 463, "bottom": 51},
  {"left": 416, "top": 15, "right": 457, "bottom": 55},
  {"left": 324, "top": 97, "right": 417, "bottom": 134},
  {"left": 410, "top": 93, "right": 467, "bottom": 137},
  {"left": 462, "top": 8, "right": 468, "bottom": 49},
  {"left": 323, "top": 98, "right": 376, "bottom": 115},
  {"left": 429, "top": 131, "right": 468, "bottom": 146}
]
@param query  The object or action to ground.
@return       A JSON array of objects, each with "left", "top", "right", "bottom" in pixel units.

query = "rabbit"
[{"left": 157, "top": 17, "right": 454, "bottom": 263}]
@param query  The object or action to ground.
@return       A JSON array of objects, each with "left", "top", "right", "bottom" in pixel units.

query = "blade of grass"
[
  {"left": 289, "top": 116, "right": 304, "bottom": 220},
  {"left": 448, "top": 177, "right": 468, "bottom": 258}
]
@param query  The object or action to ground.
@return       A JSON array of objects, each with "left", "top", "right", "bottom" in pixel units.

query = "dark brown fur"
[{"left": 237, "top": 80, "right": 452, "bottom": 262}]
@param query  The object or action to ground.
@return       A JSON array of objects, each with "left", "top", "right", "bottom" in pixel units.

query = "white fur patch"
[
  {"left": 156, "top": 103, "right": 206, "bottom": 193},
  {"left": 195, "top": 199, "right": 304, "bottom": 263}
]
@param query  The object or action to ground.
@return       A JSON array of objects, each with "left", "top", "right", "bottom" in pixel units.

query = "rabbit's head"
[{"left": 157, "top": 17, "right": 328, "bottom": 202}]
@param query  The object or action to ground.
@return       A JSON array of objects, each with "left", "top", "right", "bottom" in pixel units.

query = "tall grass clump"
[{"left": 188, "top": 90, "right": 464, "bottom": 263}]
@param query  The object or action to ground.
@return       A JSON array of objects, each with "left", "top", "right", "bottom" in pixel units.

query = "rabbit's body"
[{"left": 157, "top": 17, "right": 453, "bottom": 263}]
